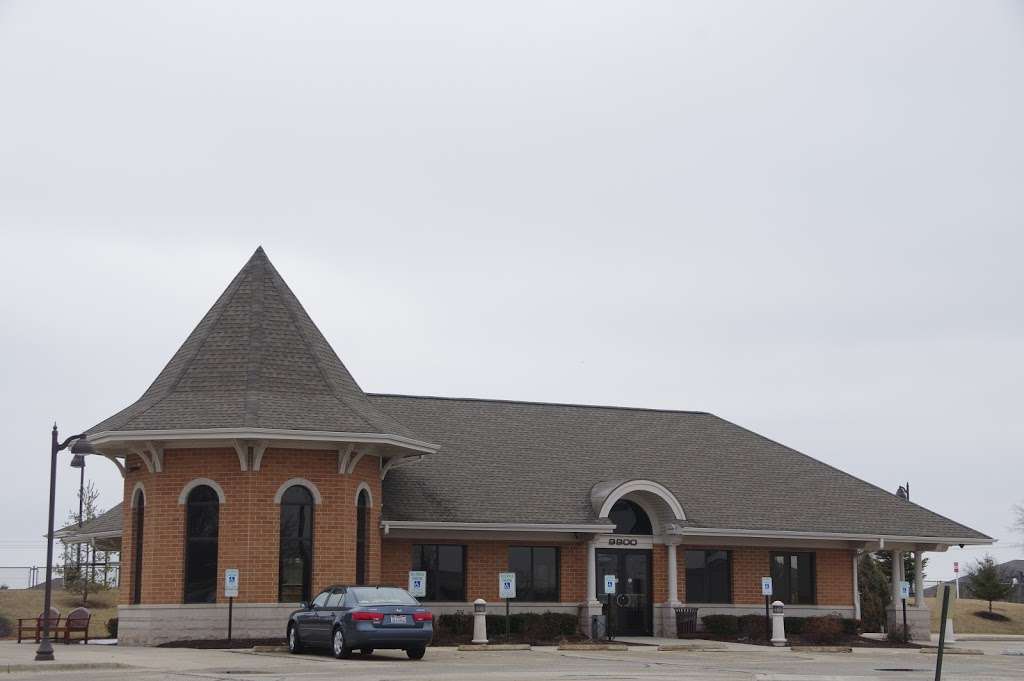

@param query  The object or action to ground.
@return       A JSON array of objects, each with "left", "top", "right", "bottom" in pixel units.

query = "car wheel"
[
  {"left": 406, "top": 646, "right": 426, "bottom": 660},
  {"left": 359, "top": 648, "right": 374, "bottom": 656},
  {"left": 287, "top": 624, "right": 303, "bottom": 654},
  {"left": 332, "top": 627, "right": 352, "bottom": 659}
]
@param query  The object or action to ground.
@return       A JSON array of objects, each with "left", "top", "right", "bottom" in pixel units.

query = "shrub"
[
  {"left": 0, "top": 614, "right": 12, "bottom": 639},
  {"left": 701, "top": 614, "right": 738, "bottom": 638},
  {"left": 436, "top": 613, "right": 473, "bottom": 638},
  {"left": 784, "top": 616, "right": 807, "bottom": 635},
  {"left": 737, "top": 614, "right": 767, "bottom": 640},
  {"left": 435, "top": 612, "right": 577, "bottom": 644},
  {"left": 802, "top": 616, "right": 844, "bottom": 644},
  {"left": 840, "top": 618, "right": 862, "bottom": 636},
  {"left": 106, "top": 617, "right": 119, "bottom": 638}
]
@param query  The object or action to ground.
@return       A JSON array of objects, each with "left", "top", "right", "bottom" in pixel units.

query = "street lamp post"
[{"left": 35, "top": 425, "right": 98, "bottom": 662}]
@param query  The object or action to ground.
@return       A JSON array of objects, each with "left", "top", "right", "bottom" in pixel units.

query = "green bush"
[
  {"left": 106, "top": 617, "right": 119, "bottom": 638},
  {"left": 737, "top": 614, "right": 767, "bottom": 640},
  {"left": 0, "top": 614, "right": 12, "bottom": 639},
  {"left": 840, "top": 618, "right": 862, "bottom": 636},
  {"left": 802, "top": 616, "right": 844, "bottom": 644},
  {"left": 701, "top": 614, "right": 738, "bottom": 637}
]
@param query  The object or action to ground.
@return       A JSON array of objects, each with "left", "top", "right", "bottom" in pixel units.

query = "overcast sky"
[{"left": 1, "top": 1, "right": 1021, "bottom": 588}]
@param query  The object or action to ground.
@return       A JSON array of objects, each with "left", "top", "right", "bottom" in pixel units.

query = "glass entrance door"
[{"left": 596, "top": 549, "right": 653, "bottom": 636}]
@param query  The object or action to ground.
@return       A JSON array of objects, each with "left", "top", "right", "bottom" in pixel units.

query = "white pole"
[
  {"left": 586, "top": 541, "right": 597, "bottom": 605},
  {"left": 666, "top": 543, "right": 680, "bottom": 605},
  {"left": 852, "top": 551, "right": 861, "bottom": 620}
]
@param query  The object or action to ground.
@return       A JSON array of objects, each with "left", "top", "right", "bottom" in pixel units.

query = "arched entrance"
[{"left": 590, "top": 480, "right": 686, "bottom": 637}]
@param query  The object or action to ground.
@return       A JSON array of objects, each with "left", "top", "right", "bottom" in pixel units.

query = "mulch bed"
[
  {"left": 158, "top": 638, "right": 285, "bottom": 649},
  {"left": 678, "top": 634, "right": 920, "bottom": 649}
]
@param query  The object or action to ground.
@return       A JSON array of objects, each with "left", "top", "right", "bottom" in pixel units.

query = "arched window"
[
  {"left": 609, "top": 499, "right": 653, "bottom": 534},
  {"left": 131, "top": 490, "right": 145, "bottom": 604},
  {"left": 279, "top": 485, "right": 314, "bottom": 602},
  {"left": 184, "top": 485, "right": 220, "bottom": 603},
  {"left": 356, "top": 489, "right": 370, "bottom": 584}
]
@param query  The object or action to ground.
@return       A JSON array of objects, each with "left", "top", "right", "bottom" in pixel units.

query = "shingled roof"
[
  {"left": 55, "top": 503, "right": 123, "bottom": 543},
  {"left": 89, "top": 248, "right": 422, "bottom": 440},
  {"left": 374, "top": 394, "right": 991, "bottom": 541}
]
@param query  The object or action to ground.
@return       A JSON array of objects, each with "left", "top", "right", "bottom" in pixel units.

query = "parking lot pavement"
[{"left": 2, "top": 641, "right": 1023, "bottom": 680}]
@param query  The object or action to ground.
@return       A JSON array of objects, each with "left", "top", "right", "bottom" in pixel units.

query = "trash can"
[
  {"left": 675, "top": 607, "right": 698, "bottom": 637},
  {"left": 590, "top": 614, "right": 607, "bottom": 640}
]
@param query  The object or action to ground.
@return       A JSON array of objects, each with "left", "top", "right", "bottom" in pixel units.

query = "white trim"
[
  {"left": 102, "top": 453, "right": 126, "bottom": 477},
  {"left": 355, "top": 482, "right": 373, "bottom": 507},
  {"left": 177, "top": 478, "right": 227, "bottom": 505},
  {"left": 251, "top": 441, "right": 269, "bottom": 471},
  {"left": 595, "top": 480, "right": 686, "bottom": 521},
  {"left": 674, "top": 526, "right": 990, "bottom": 546},
  {"left": 131, "top": 482, "right": 147, "bottom": 508},
  {"left": 273, "top": 478, "right": 322, "bottom": 505},
  {"left": 345, "top": 451, "right": 366, "bottom": 475},
  {"left": 89, "top": 427, "right": 440, "bottom": 455},
  {"left": 231, "top": 440, "right": 249, "bottom": 471},
  {"left": 337, "top": 444, "right": 355, "bottom": 474},
  {"left": 381, "top": 520, "right": 616, "bottom": 533},
  {"left": 380, "top": 454, "right": 422, "bottom": 480}
]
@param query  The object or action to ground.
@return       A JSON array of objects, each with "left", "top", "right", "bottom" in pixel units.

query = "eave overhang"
[{"left": 88, "top": 427, "right": 440, "bottom": 458}]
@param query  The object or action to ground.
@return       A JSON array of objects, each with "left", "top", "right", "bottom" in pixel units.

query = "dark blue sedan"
[{"left": 287, "top": 585, "right": 433, "bottom": 660}]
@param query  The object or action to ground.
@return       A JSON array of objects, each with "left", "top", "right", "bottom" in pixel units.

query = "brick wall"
[
  {"left": 381, "top": 538, "right": 587, "bottom": 602},
  {"left": 120, "top": 447, "right": 381, "bottom": 605}
]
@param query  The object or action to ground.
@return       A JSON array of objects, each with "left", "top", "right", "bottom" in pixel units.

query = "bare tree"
[{"left": 59, "top": 480, "right": 107, "bottom": 605}]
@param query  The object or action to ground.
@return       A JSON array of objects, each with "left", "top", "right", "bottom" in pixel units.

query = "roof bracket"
[
  {"left": 337, "top": 443, "right": 355, "bottom": 474},
  {"left": 232, "top": 440, "right": 249, "bottom": 471},
  {"left": 251, "top": 441, "right": 269, "bottom": 471},
  {"left": 143, "top": 441, "right": 164, "bottom": 472},
  {"left": 130, "top": 447, "right": 156, "bottom": 474},
  {"left": 345, "top": 449, "right": 367, "bottom": 475},
  {"left": 103, "top": 453, "right": 126, "bottom": 478},
  {"left": 380, "top": 454, "right": 423, "bottom": 481}
]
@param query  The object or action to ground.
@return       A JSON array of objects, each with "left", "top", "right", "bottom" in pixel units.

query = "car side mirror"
[{"left": 299, "top": 601, "right": 309, "bottom": 610}]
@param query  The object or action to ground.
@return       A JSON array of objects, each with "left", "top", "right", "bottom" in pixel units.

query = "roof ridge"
[{"left": 367, "top": 392, "right": 711, "bottom": 416}]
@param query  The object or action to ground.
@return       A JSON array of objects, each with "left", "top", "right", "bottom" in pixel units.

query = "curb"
[
  {"left": 457, "top": 644, "right": 531, "bottom": 652},
  {"left": 657, "top": 643, "right": 727, "bottom": 652},
  {"left": 252, "top": 645, "right": 289, "bottom": 653},
  {"left": 790, "top": 646, "right": 852, "bottom": 653},
  {"left": 558, "top": 643, "right": 628, "bottom": 651},
  {"left": 3, "top": 662, "right": 131, "bottom": 674},
  {"left": 920, "top": 647, "right": 984, "bottom": 656}
]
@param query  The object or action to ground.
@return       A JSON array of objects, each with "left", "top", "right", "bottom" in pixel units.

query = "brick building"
[{"left": 78, "top": 248, "right": 990, "bottom": 644}]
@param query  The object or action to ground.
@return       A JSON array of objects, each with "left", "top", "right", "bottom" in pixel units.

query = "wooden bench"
[
  {"left": 60, "top": 607, "right": 92, "bottom": 644},
  {"left": 16, "top": 607, "right": 60, "bottom": 644}
]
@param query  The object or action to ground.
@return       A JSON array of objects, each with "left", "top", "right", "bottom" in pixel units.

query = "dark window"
[
  {"left": 771, "top": 552, "right": 816, "bottom": 605},
  {"left": 609, "top": 499, "right": 653, "bottom": 534},
  {"left": 184, "top": 485, "right": 219, "bottom": 604},
  {"left": 279, "top": 485, "right": 314, "bottom": 603},
  {"left": 411, "top": 544, "right": 465, "bottom": 601},
  {"left": 508, "top": 546, "right": 559, "bottom": 601},
  {"left": 131, "top": 493, "right": 144, "bottom": 604},
  {"left": 311, "top": 590, "right": 330, "bottom": 608},
  {"left": 356, "top": 490, "right": 369, "bottom": 584},
  {"left": 684, "top": 550, "right": 731, "bottom": 603}
]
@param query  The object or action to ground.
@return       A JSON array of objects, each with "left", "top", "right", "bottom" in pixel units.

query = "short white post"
[
  {"left": 472, "top": 598, "right": 488, "bottom": 644},
  {"left": 770, "top": 601, "right": 787, "bottom": 646}
]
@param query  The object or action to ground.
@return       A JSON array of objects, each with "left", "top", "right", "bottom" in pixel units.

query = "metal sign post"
[
  {"left": 900, "top": 581, "right": 910, "bottom": 642},
  {"left": 603, "top": 575, "right": 617, "bottom": 641},
  {"left": 224, "top": 568, "right": 240, "bottom": 642},
  {"left": 953, "top": 562, "right": 960, "bottom": 599},
  {"left": 935, "top": 585, "right": 951, "bottom": 681},
  {"left": 761, "top": 577, "right": 773, "bottom": 641},
  {"left": 499, "top": 572, "right": 516, "bottom": 642}
]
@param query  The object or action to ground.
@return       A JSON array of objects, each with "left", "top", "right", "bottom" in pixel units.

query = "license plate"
[{"left": 389, "top": 614, "right": 408, "bottom": 625}]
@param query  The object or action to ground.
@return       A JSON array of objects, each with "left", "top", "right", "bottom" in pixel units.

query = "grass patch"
[
  {"left": 926, "top": 597, "right": 1024, "bottom": 634},
  {"left": 0, "top": 587, "right": 119, "bottom": 640}
]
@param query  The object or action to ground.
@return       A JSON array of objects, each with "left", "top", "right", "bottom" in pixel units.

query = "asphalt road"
[{"left": 3, "top": 642, "right": 1024, "bottom": 681}]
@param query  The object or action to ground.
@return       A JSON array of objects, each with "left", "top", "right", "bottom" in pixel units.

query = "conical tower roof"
[{"left": 89, "top": 247, "right": 427, "bottom": 447}]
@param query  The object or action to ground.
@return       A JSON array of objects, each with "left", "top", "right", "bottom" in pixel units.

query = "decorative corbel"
[
  {"left": 380, "top": 455, "right": 424, "bottom": 481},
  {"left": 143, "top": 441, "right": 164, "bottom": 472},
  {"left": 232, "top": 440, "right": 249, "bottom": 472},
  {"left": 130, "top": 447, "right": 156, "bottom": 474},
  {"left": 345, "top": 449, "right": 367, "bottom": 475},
  {"left": 251, "top": 441, "right": 269, "bottom": 471},
  {"left": 337, "top": 443, "right": 355, "bottom": 474},
  {"left": 103, "top": 453, "right": 126, "bottom": 478}
]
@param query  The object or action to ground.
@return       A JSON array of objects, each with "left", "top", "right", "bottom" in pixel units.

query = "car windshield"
[{"left": 350, "top": 587, "right": 419, "bottom": 605}]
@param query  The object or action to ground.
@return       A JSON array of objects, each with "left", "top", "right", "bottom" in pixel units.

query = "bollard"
[
  {"left": 472, "top": 598, "right": 488, "bottom": 644},
  {"left": 945, "top": 617, "right": 956, "bottom": 643},
  {"left": 770, "top": 600, "right": 787, "bottom": 647}
]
